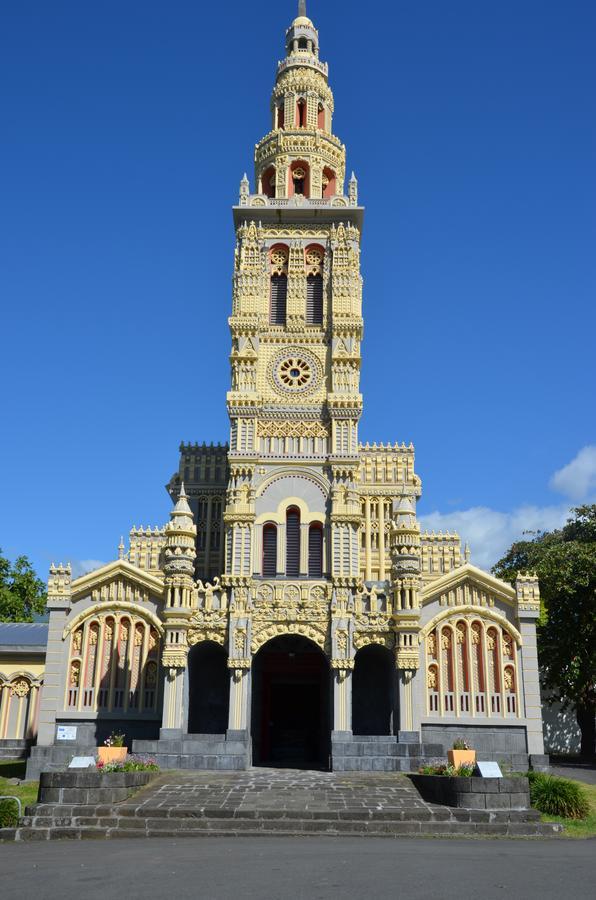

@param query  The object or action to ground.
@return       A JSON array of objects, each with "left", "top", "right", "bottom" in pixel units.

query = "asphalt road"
[{"left": 0, "top": 837, "right": 595, "bottom": 900}]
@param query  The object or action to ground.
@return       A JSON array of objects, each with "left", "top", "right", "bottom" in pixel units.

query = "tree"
[
  {"left": 0, "top": 549, "right": 47, "bottom": 622},
  {"left": 492, "top": 506, "right": 596, "bottom": 759}
]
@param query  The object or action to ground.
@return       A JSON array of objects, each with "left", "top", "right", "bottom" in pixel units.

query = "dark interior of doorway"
[
  {"left": 187, "top": 641, "right": 229, "bottom": 734},
  {"left": 352, "top": 643, "right": 397, "bottom": 735},
  {"left": 251, "top": 635, "right": 330, "bottom": 770}
]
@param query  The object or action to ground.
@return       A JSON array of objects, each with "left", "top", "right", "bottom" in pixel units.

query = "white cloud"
[
  {"left": 71, "top": 559, "right": 105, "bottom": 578},
  {"left": 419, "top": 504, "right": 569, "bottom": 570},
  {"left": 549, "top": 445, "right": 596, "bottom": 502}
]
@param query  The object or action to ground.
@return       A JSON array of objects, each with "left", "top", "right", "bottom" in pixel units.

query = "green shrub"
[
  {"left": 0, "top": 798, "right": 20, "bottom": 828},
  {"left": 528, "top": 772, "right": 590, "bottom": 819}
]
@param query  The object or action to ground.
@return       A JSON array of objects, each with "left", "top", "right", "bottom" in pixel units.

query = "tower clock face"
[{"left": 271, "top": 347, "right": 321, "bottom": 394}]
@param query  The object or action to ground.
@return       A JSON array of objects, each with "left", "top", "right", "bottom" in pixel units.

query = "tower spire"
[{"left": 298, "top": 0, "right": 307, "bottom": 16}]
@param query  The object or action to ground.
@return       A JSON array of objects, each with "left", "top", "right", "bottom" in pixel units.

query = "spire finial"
[{"left": 298, "top": 1, "right": 307, "bottom": 17}]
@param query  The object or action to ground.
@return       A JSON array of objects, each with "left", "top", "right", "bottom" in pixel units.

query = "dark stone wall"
[{"left": 410, "top": 774, "right": 530, "bottom": 810}]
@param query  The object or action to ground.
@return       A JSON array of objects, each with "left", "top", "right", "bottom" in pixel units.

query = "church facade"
[{"left": 28, "top": 6, "right": 546, "bottom": 777}]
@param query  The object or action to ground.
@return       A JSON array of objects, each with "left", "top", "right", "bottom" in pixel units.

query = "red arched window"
[
  {"left": 296, "top": 98, "right": 306, "bottom": 127},
  {"left": 317, "top": 103, "right": 325, "bottom": 130},
  {"left": 261, "top": 166, "right": 276, "bottom": 198},
  {"left": 322, "top": 167, "right": 336, "bottom": 198},
  {"left": 289, "top": 160, "right": 309, "bottom": 198},
  {"left": 262, "top": 524, "right": 277, "bottom": 577},
  {"left": 277, "top": 104, "right": 285, "bottom": 129},
  {"left": 308, "top": 523, "right": 323, "bottom": 578},
  {"left": 286, "top": 506, "right": 300, "bottom": 577}
]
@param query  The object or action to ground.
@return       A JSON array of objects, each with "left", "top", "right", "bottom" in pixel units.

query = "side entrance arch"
[
  {"left": 187, "top": 641, "right": 229, "bottom": 734},
  {"left": 352, "top": 644, "right": 398, "bottom": 735},
  {"left": 251, "top": 635, "right": 330, "bottom": 769}
]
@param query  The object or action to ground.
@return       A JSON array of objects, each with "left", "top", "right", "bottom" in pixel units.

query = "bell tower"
[{"left": 225, "top": 2, "right": 364, "bottom": 590}]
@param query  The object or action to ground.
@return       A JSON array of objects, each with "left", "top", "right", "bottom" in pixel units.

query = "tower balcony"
[{"left": 277, "top": 54, "right": 328, "bottom": 78}]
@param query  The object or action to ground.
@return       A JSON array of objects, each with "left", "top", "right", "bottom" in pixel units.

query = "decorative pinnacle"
[
  {"left": 298, "top": 0, "right": 307, "bottom": 16},
  {"left": 464, "top": 542, "right": 471, "bottom": 563},
  {"left": 118, "top": 537, "right": 125, "bottom": 560}
]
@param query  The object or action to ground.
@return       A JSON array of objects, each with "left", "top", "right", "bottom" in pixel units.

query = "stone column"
[
  {"left": 161, "top": 666, "right": 185, "bottom": 735},
  {"left": 364, "top": 496, "right": 372, "bottom": 581},
  {"left": 37, "top": 564, "right": 72, "bottom": 746},
  {"left": 516, "top": 574, "right": 546, "bottom": 758},
  {"left": 378, "top": 496, "right": 386, "bottom": 582},
  {"left": 332, "top": 665, "right": 353, "bottom": 732},
  {"left": 227, "top": 663, "right": 251, "bottom": 732}
]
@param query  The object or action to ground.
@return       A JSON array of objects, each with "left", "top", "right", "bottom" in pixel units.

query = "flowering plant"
[
  {"left": 103, "top": 731, "right": 126, "bottom": 748},
  {"left": 452, "top": 738, "right": 471, "bottom": 751},
  {"left": 97, "top": 754, "right": 159, "bottom": 773}
]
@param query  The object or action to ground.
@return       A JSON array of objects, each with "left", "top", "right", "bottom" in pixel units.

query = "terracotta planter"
[
  {"left": 447, "top": 749, "right": 476, "bottom": 768},
  {"left": 97, "top": 746, "right": 128, "bottom": 765}
]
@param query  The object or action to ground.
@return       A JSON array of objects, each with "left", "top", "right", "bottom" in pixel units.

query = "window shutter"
[
  {"left": 306, "top": 274, "right": 323, "bottom": 324},
  {"left": 262, "top": 525, "right": 277, "bottom": 577},
  {"left": 308, "top": 525, "right": 323, "bottom": 578},
  {"left": 270, "top": 275, "right": 287, "bottom": 324},
  {"left": 285, "top": 508, "right": 300, "bottom": 577}
]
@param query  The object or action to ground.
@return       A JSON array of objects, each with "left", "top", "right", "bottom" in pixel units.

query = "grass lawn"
[
  {"left": 541, "top": 780, "right": 596, "bottom": 838},
  {"left": 0, "top": 760, "right": 39, "bottom": 826}
]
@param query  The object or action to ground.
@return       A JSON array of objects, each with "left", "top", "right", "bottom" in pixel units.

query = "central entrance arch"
[
  {"left": 251, "top": 635, "right": 330, "bottom": 770},
  {"left": 187, "top": 641, "right": 229, "bottom": 734}
]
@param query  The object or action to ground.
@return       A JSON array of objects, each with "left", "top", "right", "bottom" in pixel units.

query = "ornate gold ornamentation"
[
  {"left": 72, "top": 630, "right": 82, "bottom": 653},
  {"left": 145, "top": 661, "right": 157, "bottom": 686},
  {"left": 234, "top": 628, "right": 247, "bottom": 652},
  {"left": 336, "top": 629, "right": 348, "bottom": 653},
  {"left": 427, "top": 668, "right": 437, "bottom": 689},
  {"left": 69, "top": 663, "right": 80, "bottom": 687},
  {"left": 270, "top": 247, "right": 288, "bottom": 275},
  {"left": 11, "top": 678, "right": 31, "bottom": 697}
]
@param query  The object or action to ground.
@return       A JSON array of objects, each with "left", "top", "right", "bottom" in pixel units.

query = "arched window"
[
  {"left": 322, "top": 167, "right": 336, "bottom": 198},
  {"left": 270, "top": 246, "right": 288, "bottom": 325},
  {"left": 298, "top": 38, "right": 308, "bottom": 50},
  {"left": 289, "top": 160, "right": 309, "bottom": 197},
  {"left": 261, "top": 166, "right": 276, "bottom": 198},
  {"left": 308, "top": 523, "right": 323, "bottom": 577},
  {"left": 296, "top": 98, "right": 306, "bottom": 127},
  {"left": 277, "top": 104, "right": 284, "bottom": 129},
  {"left": 262, "top": 524, "right": 277, "bottom": 577},
  {"left": 286, "top": 506, "right": 300, "bottom": 577},
  {"left": 305, "top": 245, "right": 324, "bottom": 324},
  {"left": 317, "top": 103, "right": 325, "bottom": 130}
]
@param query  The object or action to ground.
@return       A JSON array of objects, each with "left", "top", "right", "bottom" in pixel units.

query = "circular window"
[
  {"left": 278, "top": 356, "right": 312, "bottom": 389},
  {"left": 270, "top": 347, "right": 321, "bottom": 394}
]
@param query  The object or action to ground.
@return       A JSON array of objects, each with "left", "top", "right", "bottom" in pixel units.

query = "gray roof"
[{"left": 0, "top": 622, "right": 48, "bottom": 652}]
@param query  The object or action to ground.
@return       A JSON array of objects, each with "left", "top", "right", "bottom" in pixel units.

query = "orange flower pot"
[
  {"left": 447, "top": 749, "right": 476, "bottom": 768},
  {"left": 97, "top": 746, "right": 128, "bottom": 765}
]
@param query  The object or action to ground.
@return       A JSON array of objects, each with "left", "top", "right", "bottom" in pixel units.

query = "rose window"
[{"left": 277, "top": 356, "right": 312, "bottom": 389}]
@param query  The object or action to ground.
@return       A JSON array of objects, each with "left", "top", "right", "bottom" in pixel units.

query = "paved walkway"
[
  {"left": 549, "top": 761, "right": 596, "bottom": 785},
  {"left": 124, "top": 768, "right": 430, "bottom": 817}
]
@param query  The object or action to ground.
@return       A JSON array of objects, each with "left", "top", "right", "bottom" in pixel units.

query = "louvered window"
[
  {"left": 308, "top": 524, "right": 323, "bottom": 578},
  {"left": 262, "top": 524, "right": 277, "bottom": 577},
  {"left": 270, "top": 274, "right": 287, "bottom": 325},
  {"left": 285, "top": 507, "right": 300, "bottom": 577},
  {"left": 306, "top": 274, "right": 323, "bottom": 324}
]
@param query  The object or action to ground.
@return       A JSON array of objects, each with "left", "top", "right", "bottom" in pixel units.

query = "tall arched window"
[
  {"left": 317, "top": 103, "right": 325, "bottom": 130},
  {"left": 296, "top": 97, "right": 306, "bottom": 127},
  {"left": 308, "top": 523, "right": 323, "bottom": 577},
  {"left": 286, "top": 506, "right": 300, "bottom": 577},
  {"left": 322, "top": 167, "right": 336, "bottom": 198},
  {"left": 270, "top": 246, "right": 288, "bottom": 325},
  {"left": 262, "top": 524, "right": 277, "bottom": 577},
  {"left": 305, "top": 246, "right": 324, "bottom": 324},
  {"left": 277, "top": 104, "right": 284, "bottom": 129},
  {"left": 289, "top": 161, "right": 309, "bottom": 198}
]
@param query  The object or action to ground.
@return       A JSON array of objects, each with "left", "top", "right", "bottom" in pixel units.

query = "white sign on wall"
[
  {"left": 56, "top": 725, "right": 77, "bottom": 741},
  {"left": 475, "top": 761, "right": 503, "bottom": 778},
  {"left": 68, "top": 756, "right": 96, "bottom": 769}
]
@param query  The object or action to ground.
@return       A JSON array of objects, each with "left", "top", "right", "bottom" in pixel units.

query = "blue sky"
[{"left": 1, "top": 0, "right": 595, "bottom": 578}]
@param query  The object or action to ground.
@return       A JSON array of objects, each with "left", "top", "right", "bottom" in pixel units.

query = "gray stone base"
[
  {"left": 410, "top": 774, "right": 531, "bottom": 810},
  {"left": 332, "top": 733, "right": 444, "bottom": 772},
  {"left": 132, "top": 731, "right": 250, "bottom": 770},
  {"left": 0, "top": 739, "right": 32, "bottom": 760},
  {"left": 420, "top": 724, "right": 541, "bottom": 771},
  {"left": 37, "top": 770, "right": 154, "bottom": 805}
]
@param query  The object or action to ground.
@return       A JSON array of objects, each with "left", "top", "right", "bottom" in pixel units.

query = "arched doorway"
[
  {"left": 251, "top": 635, "right": 330, "bottom": 769},
  {"left": 352, "top": 644, "right": 397, "bottom": 735},
  {"left": 187, "top": 641, "right": 229, "bottom": 734}
]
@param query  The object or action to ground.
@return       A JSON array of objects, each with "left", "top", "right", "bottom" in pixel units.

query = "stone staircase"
[
  {"left": 332, "top": 732, "right": 444, "bottom": 772},
  {"left": 1, "top": 769, "right": 563, "bottom": 841}
]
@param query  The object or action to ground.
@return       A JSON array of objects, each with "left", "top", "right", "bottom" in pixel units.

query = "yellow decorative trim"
[
  {"left": 62, "top": 601, "right": 164, "bottom": 640},
  {"left": 420, "top": 605, "right": 522, "bottom": 645},
  {"left": 251, "top": 622, "right": 327, "bottom": 653},
  {"left": 420, "top": 563, "right": 515, "bottom": 606},
  {"left": 70, "top": 559, "right": 164, "bottom": 600}
]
